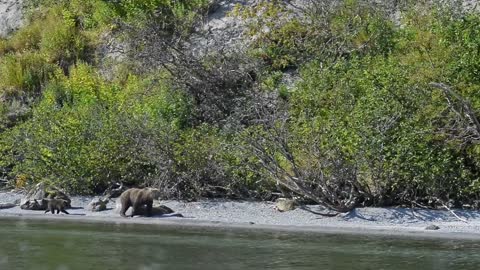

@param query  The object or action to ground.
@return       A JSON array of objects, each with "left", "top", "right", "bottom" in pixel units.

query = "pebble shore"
[{"left": 1, "top": 191, "right": 480, "bottom": 239}]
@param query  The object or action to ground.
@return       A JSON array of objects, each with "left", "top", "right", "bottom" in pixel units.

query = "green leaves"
[
  {"left": 235, "top": 0, "right": 396, "bottom": 70},
  {"left": 0, "top": 52, "right": 56, "bottom": 98},
  {"left": 1, "top": 64, "right": 191, "bottom": 193},
  {"left": 1, "top": 0, "right": 479, "bottom": 205},
  {"left": 283, "top": 3, "right": 480, "bottom": 204}
]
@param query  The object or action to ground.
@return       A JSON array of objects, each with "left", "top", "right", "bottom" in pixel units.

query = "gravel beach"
[{"left": 1, "top": 191, "right": 480, "bottom": 239}]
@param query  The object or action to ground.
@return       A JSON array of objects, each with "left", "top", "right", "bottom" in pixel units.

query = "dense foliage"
[{"left": 0, "top": 0, "right": 479, "bottom": 209}]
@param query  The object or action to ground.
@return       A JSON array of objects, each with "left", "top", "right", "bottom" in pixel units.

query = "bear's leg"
[
  {"left": 120, "top": 201, "right": 130, "bottom": 217},
  {"left": 146, "top": 201, "right": 153, "bottom": 217},
  {"left": 130, "top": 202, "right": 141, "bottom": 217}
]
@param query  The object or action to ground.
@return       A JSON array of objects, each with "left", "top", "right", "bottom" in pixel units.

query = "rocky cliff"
[{"left": 0, "top": 0, "right": 23, "bottom": 38}]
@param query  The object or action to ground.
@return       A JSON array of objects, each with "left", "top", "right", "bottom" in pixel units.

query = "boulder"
[
  {"left": 20, "top": 182, "right": 46, "bottom": 206},
  {"left": 20, "top": 199, "right": 47, "bottom": 210},
  {"left": 20, "top": 182, "right": 71, "bottom": 210},
  {"left": 86, "top": 197, "right": 109, "bottom": 212},
  {"left": 275, "top": 198, "right": 297, "bottom": 212},
  {"left": 150, "top": 204, "right": 175, "bottom": 216}
]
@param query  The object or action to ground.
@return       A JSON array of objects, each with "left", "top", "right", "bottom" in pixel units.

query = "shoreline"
[
  {"left": 1, "top": 212, "right": 480, "bottom": 241},
  {"left": 1, "top": 191, "right": 480, "bottom": 240}
]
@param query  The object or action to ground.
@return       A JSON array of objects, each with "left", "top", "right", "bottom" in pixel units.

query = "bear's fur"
[
  {"left": 118, "top": 188, "right": 161, "bottom": 217},
  {"left": 44, "top": 199, "right": 69, "bottom": 214},
  {"left": 47, "top": 190, "right": 71, "bottom": 208}
]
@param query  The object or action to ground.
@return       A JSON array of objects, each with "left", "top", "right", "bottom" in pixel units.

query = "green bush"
[
  {"left": 234, "top": 0, "right": 396, "bottom": 70},
  {"left": 0, "top": 4, "right": 95, "bottom": 101},
  {"left": 39, "top": 8, "right": 88, "bottom": 69},
  {"left": 263, "top": 55, "right": 474, "bottom": 206},
  {"left": 3, "top": 65, "right": 192, "bottom": 194},
  {"left": 113, "top": 0, "right": 209, "bottom": 25},
  {"left": 3, "top": 18, "right": 42, "bottom": 52},
  {"left": 1, "top": 0, "right": 479, "bottom": 206},
  {"left": 226, "top": 1, "right": 480, "bottom": 207},
  {"left": 0, "top": 52, "right": 56, "bottom": 98}
]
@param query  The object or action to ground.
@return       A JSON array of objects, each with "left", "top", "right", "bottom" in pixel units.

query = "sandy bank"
[{"left": 1, "top": 191, "right": 480, "bottom": 240}]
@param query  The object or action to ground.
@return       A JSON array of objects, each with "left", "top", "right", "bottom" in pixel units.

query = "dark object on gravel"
[
  {"left": 425, "top": 224, "right": 440, "bottom": 230},
  {"left": 0, "top": 203, "right": 16, "bottom": 209},
  {"left": 131, "top": 204, "right": 176, "bottom": 217},
  {"left": 166, "top": 213, "right": 184, "bottom": 218},
  {"left": 152, "top": 205, "right": 174, "bottom": 215},
  {"left": 20, "top": 199, "right": 47, "bottom": 210},
  {"left": 115, "top": 197, "right": 182, "bottom": 217}
]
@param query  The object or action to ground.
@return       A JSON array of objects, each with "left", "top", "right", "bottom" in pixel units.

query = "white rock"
[{"left": 0, "top": 0, "right": 24, "bottom": 38}]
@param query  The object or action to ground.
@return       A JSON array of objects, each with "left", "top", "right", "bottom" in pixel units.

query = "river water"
[{"left": 0, "top": 218, "right": 479, "bottom": 270}]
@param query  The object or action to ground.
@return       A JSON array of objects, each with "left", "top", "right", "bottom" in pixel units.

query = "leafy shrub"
[
  {"left": 114, "top": 0, "right": 209, "bottom": 27},
  {"left": 246, "top": 2, "right": 480, "bottom": 207},
  {"left": 0, "top": 52, "right": 56, "bottom": 99},
  {"left": 3, "top": 18, "right": 43, "bottom": 52},
  {"left": 1, "top": 0, "right": 479, "bottom": 207},
  {"left": 39, "top": 8, "right": 88, "bottom": 71},
  {"left": 0, "top": 99, "right": 33, "bottom": 131},
  {"left": 3, "top": 65, "right": 191, "bottom": 194},
  {"left": 293, "top": 57, "right": 473, "bottom": 203},
  {"left": 233, "top": 0, "right": 396, "bottom": 70}
]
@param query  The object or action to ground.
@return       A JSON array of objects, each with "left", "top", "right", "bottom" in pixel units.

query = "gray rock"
[
  {"left": 96, "top": 32, "right": 130, "bottom": 80},
  {"left": 20, "top": 182, "right": 46, "bottom": 206},
  {"left": 20, "top": 182, "right": 71, "bottom": 210},
  {"left": 0, "top": 0, "right": 24, "bottom": 38},
  {"left": 20, "top": 199, "right": 47, "bottom": 210},
  {"left": 275, "top": 198, "right": 296, "bottom": 212},
  {"left": 188, "top": 0, "right": 255, "bottom": 57},
  {"left": 86, "top": 197, "right": 109, "bottom": 212}
]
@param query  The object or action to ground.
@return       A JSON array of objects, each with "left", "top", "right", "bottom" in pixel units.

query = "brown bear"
[
  {"left": 44, "top": 199, "right": 69, "bottom": 214},
  {"left": 118, "top": 188, "right": 161, "bottom": 217},
  {"left": 47, "top": 190, "right": 71, "bottom": 208}
]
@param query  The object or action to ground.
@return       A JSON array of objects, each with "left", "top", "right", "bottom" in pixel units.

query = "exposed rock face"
[
  {"left": 0, "top": 0, "right": 23, "bottom": 38},
  {"left": 189, "top": 0, "right": 253, "bottom": 56},
  {"left": 192, "top": 0, "right": 480, "bottom": 52},
  {"left": 96, "top": 31, "right": 130, "bottom": 80}
]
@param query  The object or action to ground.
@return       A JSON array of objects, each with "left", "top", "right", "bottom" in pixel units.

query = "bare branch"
[{"left": 430, "top": 82, "right": 480, "bottom": 145}]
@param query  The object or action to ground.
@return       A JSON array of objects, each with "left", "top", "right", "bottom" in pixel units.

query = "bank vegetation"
[{"left": 1, "top": 0, "right": 480, "bottom": 211}]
